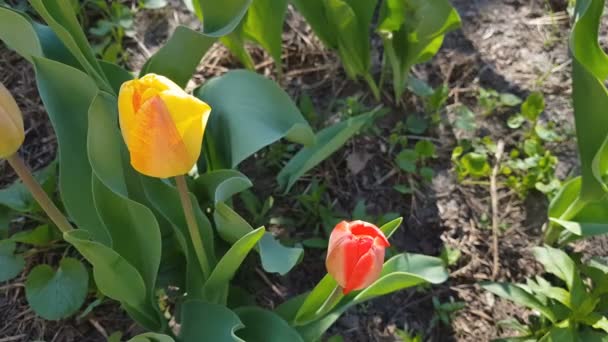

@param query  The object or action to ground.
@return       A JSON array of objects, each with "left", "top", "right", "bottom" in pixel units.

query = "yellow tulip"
[
  {"left": 118, "top": 74, "right": 211, "bottom": 178},
  {"left": 0, "top": 82, "right": 25, "bottom": 158}
]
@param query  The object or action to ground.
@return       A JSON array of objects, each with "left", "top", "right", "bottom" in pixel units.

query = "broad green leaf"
[
  {"left": 30, "top": 0, "right": 111, "bottom": 91},
  {"left": 141, "top": 26, "right": 215, "bottom": 87},
  {"left": 63, "top": 230, "right": 160, "bottom": 329},
  {"left": 396, "top": 149, "right": 417, "bottom": 173},
  {"left": 277, "top": 111, "right": 377, "bottom": 192},
  {"left": 507, "top": 114, "right": 526, "bottom": 129},
  {"left": 140, "top": 176, "right": 216, "bottom": 297},
  {"left": 180, "top": 300, "right": 244, "bottom": 342},
  {"left": 235, "top": 307, "right": 304, "bottom": 342},
  {"left": 481, "top": 282, "right": 557, "bottom": 322},
  {"left": 128, "top": 333, "right": 174, "bottom": 342},
  {"left": 500, "top": 93, "right": 523, "bottom": 107},
  {"left": 379, "top": 0, "right": 461, "bottom": 98},
  {"left": 10, "top": 225, "right": 60, "bottom": 246},
  {"left": 379, "top": 217, "right": 403, "bottom": 238},
  {"left": 25, "top": 257, "right": 88, "bottom": 320},
  {"left": 570, "top": 0, "right": 608, "bottom": 202},
  {"left": 460, "top": 152, "right": 491, "bottom": 177},
  {"left": 0, "top": 241, "right": 25, "bottom": 282},
  {"left": 221, "top": 24, "right": 255, "bottom": 70},
  {"left": 214, "top": 203, "right": 303, "bottom": 275},
  {"left": 539, "top": 327, "right": 576, "bottom": 342},
  {"left": 192, "top": 0, "right": 253, "bottom": 37},
  {"left": 290, "top": 0, "right": 338, "bottom": 47},
  {"left": 202, "top": 228, "right": 265, "bottom": 304},
  {"left": 193, "top": 170, "right": 252, "bottom": 205},
  {"left": 141, "top": 0, "right": 169, "bottom": 9},
  {"left": 88, "top": 92, "right": 162, "bottom": 293},
  {"left": 0, "top": 6, "right": 78, "bottom": 67},
  {"left": 353, "top": 253, "right": 448, "bottom": 303},
  {"left": 99, "top": 60, "right": 133, "bottom": 94},
  {"left": 195, "top": 70, "right": 314, "bottom": 169},
  {"left": 33, "top": 57, "right": 109, "bottom": 244}
]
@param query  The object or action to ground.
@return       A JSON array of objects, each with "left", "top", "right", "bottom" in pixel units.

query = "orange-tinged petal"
[
  {"left": 127, "top": 95, "right": 193, "bottom": 178},
  {"left": 0, "top": 83, "right": 24, "bottom": 158},
  {"left": 349, "top": 220, "right": 390, "bottom": 247},
  {"left": 327, "top": 221, "right": 350, "bottom": 256},
  {"left": 343, "top": 246, "right": 385, "bottom": 294},
  {"left": 158, "top": 89, "right": 211, "bottom": 161}
]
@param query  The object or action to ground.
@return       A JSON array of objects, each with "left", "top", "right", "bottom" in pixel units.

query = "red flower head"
[{"left": 326, "top": 220, "right": 390, "bottom": 294}]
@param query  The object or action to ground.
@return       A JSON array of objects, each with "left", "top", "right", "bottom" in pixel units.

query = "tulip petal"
[
  {"left": 0, "top": 83, "right": 24, "bottom": 157},
  {"left": 158, "top": 90, "right": 211, "bottom": 161},
  {"left": 327, "top": 221, "right": 350, "bottom": 256},
  {"left": 127, "top": 95, "right": 193, "bottom": 178},
  {"left": 349, "top": 220, "right": 390, "bottom": 247},
  {"left": 343, "top": 246, "right": 384, "bottom": 294}
]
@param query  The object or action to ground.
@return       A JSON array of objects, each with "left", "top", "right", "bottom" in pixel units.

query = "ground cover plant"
[{"left": 0, "top": 0, "right": 607, "bottom": 341}]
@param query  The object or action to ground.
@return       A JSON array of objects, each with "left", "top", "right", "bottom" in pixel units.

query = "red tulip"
[{"left": 326, "top": 220, "right": 390, "bottom": 294}]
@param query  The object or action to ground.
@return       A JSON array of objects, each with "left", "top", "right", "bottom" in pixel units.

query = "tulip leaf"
[
  {"left": 290, "top": 0, "right": 337, "bottom": 47},
  {"left": 235, "top": 307, "right": 304, "bottom": 342},
  {"left": 222, "top": 0, "right": 288, "bottom": 72},
  {"left": 569, "top": 0, "right": 608, "bottom": 203},
  {"left": 202, "top": 227, "right": 265, "bottom": 304},
  {"left": 141, "top": 26, "right": 215, "bottom": 88},
  {"left": 293, "top": 274, "right": 338, "bottom": 325},
  {"left": 25, "top": 257, "right": 88, "bottom": 320},
  {"left": 140, "top": 176, "right": 216, "bottom": 298},
  {"left": 88, "top": 92, "right": 162, "bottom": 292},
  {"left": 353, "top": 253, "right": 448, "bottom": 303},
  {"left": 195, "top": 70, "right": 315, "bottom": 170},
  {"left": 214, "top": 202, "right": 303, "bottom": 275},
  {"left": 193, "top": 169, "right": 253, "bottom": 205},
  {"left": 29, "top": 0, "right": 111, "bottom": 91},
  {"left": 99, "top": 60, "right": 133, "bottom": 94},
  {"left": 379, "top": 217, "right": 403, "bottom": 239},
  {"left": 378, "top": 0, "right": 461, "bottom": 99},
  {"left": 481, "top": 282, "right": 557, "bottom": 323},
  {"left": 0, "top": 241, "right": 25, "bottom": 282},
  {"left": 127, "top": 333, "right": 175, "bottom": 342},
  {"left": 10, "top": 225, "right": 60, "bottom": 246},
  {"left": 550, "top": 218, "right": 608, "bottom": 238},
  {"left": 64, "top": 230, "right": 162, "bottom": 330},
  {"left": 180, "top": 300, "right": 245, "bottom": 342},
  {"left": 277, "top": 110, "right": 378, "bottom": 192},
  {"left": 0, "top": 6, "right": 78, "bottom": 67},
  {"left": 190, "top": 0, "right": 253, "bottom": 37},
  {"left": 33, "top": 57, "right": 110, "bottom": 245}
]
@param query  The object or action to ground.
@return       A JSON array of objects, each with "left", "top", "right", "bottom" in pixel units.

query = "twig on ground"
[
  {"left": 88, "top": 318, "right": 108, "bottom": 339},
  {"left": 491, "top": 140, "right": 505, "bottom": 280},
  {"left": 0, "top": 335, "right": 26, "bottom": 342},
  {"left": 255, "top": 268, "right": 286, "bottom": 299}
]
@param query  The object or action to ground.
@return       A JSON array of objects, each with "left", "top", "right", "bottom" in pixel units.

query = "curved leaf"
[
  {"left": 379, "top": 217, "right": 403, "bottom": 239},
  {"left": 33, "top": 57, "right": 109, "bottom": 244},
  {"left": 0, "top": 241, "right": 25, "bottom": 282},
  {"left": 193, "top": 169, "right": 252, "bottom": 205},
  {"left": 235, "top": 307, "right": 304, "bottom": 342},
  {"left": 481, "top": 282, "right": 557, "bottom": 323},
  {"left": 127, "top": 333, "right": 175, "bottom": 342},
  {"left": 180, "top": 300, "right": 244, "bottom": 342},
  {"left": 195, "top": 70, "right": 314, "bottom": 169},
  {"left": 193, "top": 0, "right": 252, "bottom": 37},
  {"left": 141, "top": 26, "right": 215, "bottom": 87},
  {"left": 202, "top": 227, "right": 265, "bottom": 304}
]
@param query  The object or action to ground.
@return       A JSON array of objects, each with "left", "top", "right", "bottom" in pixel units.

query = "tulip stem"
[
  {"left": 6, "top": 153, "right": 73, "bottom": 234},
  {"left": 175, "top": 175, "right": 210, "bottom": 278}
]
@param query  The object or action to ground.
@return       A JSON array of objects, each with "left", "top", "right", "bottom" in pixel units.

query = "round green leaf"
[
  {"left": 25, "top": 257, "right": 88, "bottom": 320},
  {"left": 235, "top": 307, "right": 304, "bottom": 342}
]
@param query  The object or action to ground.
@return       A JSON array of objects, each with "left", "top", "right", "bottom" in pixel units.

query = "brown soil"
[{"left": 1, "top": 0, "right": 607, "bottom": 341}]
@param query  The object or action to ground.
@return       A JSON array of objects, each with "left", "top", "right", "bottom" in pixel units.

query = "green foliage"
[
  {"left": 0, "top": 240, "right": 25, "bottom": 282},
  {"left": 482, "top": 246, "right": 608, "bottom": 340},
  {"left": 430, "top": 296, "right": 465, "bottom": 328},
  {"left": 378, "top": 0, "right": 461, "bottom": 101},
  {"left": 25, "top": 257, "right": 88, "bottom": 320},
  {"left": 544, "top": 0, "right": 608, "bottom": 246}
]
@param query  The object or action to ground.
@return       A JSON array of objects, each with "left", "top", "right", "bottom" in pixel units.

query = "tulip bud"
[
  {"left": 326, "top": 220, "right": 390, "bottom": 294},
  {"left": 118, "top": 74, "right": 211, "bottom": 178},
  {"left": 0, "top": 82, "right": 25, "bottom": 158}
]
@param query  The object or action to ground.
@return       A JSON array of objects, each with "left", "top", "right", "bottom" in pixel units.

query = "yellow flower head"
[
  {"left": 118, "top": 74, "right": 211, "bottom": 178},
  {"left": 0, "top": 82, "right": 25, "bottom": 158}
]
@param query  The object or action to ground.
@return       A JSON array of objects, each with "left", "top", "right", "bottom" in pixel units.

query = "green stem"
[
  {"left": 175, "top": 175, "right": 210, "bottom": 278},
  {"left": 6, "top": 153, "right": 74, "bottom": 234},
  {"left": 363, "top": 73, "right": 381, "bottom": 101}
]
